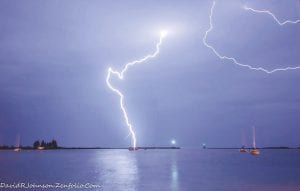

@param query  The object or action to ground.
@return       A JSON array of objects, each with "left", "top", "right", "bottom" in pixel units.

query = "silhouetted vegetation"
[
  {"left": 33, "top": 140, "right": 40, "bottom": 148},
  {"left": 0, "top": 139, "right": 59, "bottom": 150},
  {"left": 0, "top": 145, "right": 14, "bottom": 150},
  {"left": 33, "top": 139, "right": 58, "bottom": 149},
  {"left": 263, "top": 146, "right": 290, "bottom": 149}
]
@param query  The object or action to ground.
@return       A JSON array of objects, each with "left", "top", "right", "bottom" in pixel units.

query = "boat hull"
[{"left": 250, "top": 149, "right": 260, "bottom": 155}]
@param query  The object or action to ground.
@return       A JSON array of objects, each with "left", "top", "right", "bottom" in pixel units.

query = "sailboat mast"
[
  {"left": 252, "top": 126, "right": 256, "bottom": 149},
  {"left": 241, "top": 128, "right": 245, "bottom": 147},
  {"left": 15, "top": 133, "right": 21, "bottom": 148}
]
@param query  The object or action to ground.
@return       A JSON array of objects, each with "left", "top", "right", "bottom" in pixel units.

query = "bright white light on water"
[{"left": 171, "top": 139, "right": 176, "bottom": 145}]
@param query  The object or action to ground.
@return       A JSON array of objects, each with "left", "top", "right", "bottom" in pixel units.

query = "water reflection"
[
  {"left": 170, "top": 151, "right": 179, "bottom": 191},
  {"left": 96, "top": 150, "right": 138, "bottom": 191}
]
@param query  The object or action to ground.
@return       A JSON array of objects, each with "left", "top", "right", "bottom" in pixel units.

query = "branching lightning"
[
  {"left": 106, "top": 30, "right": 167, "bottom": 149},
  {"left": 106, "top": 2, "right": 298, "bottom": 149},
  {"left": 244, "top": 5, "right": 300, "bottom": 26},
  {"left": 203, "top": 1, "right": 300, "bottom": 74}
]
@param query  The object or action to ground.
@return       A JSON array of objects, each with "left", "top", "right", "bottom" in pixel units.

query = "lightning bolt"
[
  {"left": 106, "top": 30, "right": 167, "bottom": 149},
  {"left": 244, "top": 5, "right": 300, "bottom": 26},
  {"left": 203, "top": 1, "right": 300, "bottom": 74}
]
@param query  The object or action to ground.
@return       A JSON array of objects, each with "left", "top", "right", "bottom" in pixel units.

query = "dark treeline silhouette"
[
  {"left": 0, "top": 139, "right": 59, "bottom": 150},
  {"left": 33, "top": 139, "right": 58, "bottom": 149},
  {"left": 0, "top": 145, "right": 19, "bottom": 150}
]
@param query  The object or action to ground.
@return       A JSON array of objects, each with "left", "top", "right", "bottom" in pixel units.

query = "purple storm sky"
[{"left": 0, "top": 0, "right": 299, "bottom": 147}]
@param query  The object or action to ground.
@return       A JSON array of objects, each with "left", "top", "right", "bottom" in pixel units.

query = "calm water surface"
[{"left": 0, "top": 149, "right": 300, "bottom": 191}]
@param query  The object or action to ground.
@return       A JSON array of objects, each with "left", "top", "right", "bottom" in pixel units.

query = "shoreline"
[
  {"left": 205, "top": 147, "right": 300, "bottom": 150},
  {"left": 0, "top": 146, "right": 181, "bottom": 151}
]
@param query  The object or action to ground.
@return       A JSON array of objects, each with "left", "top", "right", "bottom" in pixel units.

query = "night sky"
[{"left": 0, "top": 0, "right": 299, "bottom": 147}]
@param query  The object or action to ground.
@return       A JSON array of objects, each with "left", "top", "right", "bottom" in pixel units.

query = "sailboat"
[
  {"left": 128, "top": 147, "right": 138, "bottom": 151},
  {"left": 14, "top": 134, "right": 21, "bottom": 152},
  {"left": 14, "top": 147, "right": 21, "bottom": 152},
  {"left": 239, "top": 146, "right": 247, "bottom": 152},
  {"left": 239, "top": 128, "right": 247, "bottom": 152},
  {"left": 250, "top": 126, "right": 260, "bottom": 156}
]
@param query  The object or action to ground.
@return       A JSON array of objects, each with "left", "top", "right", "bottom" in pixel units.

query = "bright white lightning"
[
  {"left": 161, "top": 30, "right": 168, "bottom": 38},
  {"left": 244, "top": 6, "right": 300, "bottom": 26},
  {"left": 106, "top": 30, "right": 167, "bottom": 149},
  {"left": 203, "top": 1, "right": 300, "bottom": 74}
]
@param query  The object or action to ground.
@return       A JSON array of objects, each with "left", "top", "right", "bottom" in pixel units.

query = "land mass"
[
  {"left": 204, "top": 146, "right": 299, "bottom": 149},
  {"left": 0, "top": 146, "right": 181, "bottom": 150}
]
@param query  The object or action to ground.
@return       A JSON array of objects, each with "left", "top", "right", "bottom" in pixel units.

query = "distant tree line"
[
  {"left": 33, "top": 139, "right": 58, "bottom": 149},
  {"left": 0, "top": 145, "right": 20, "bottom": 150},
  {"left": 0, "top": 139, "right": 60, "bottom": 150}
]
